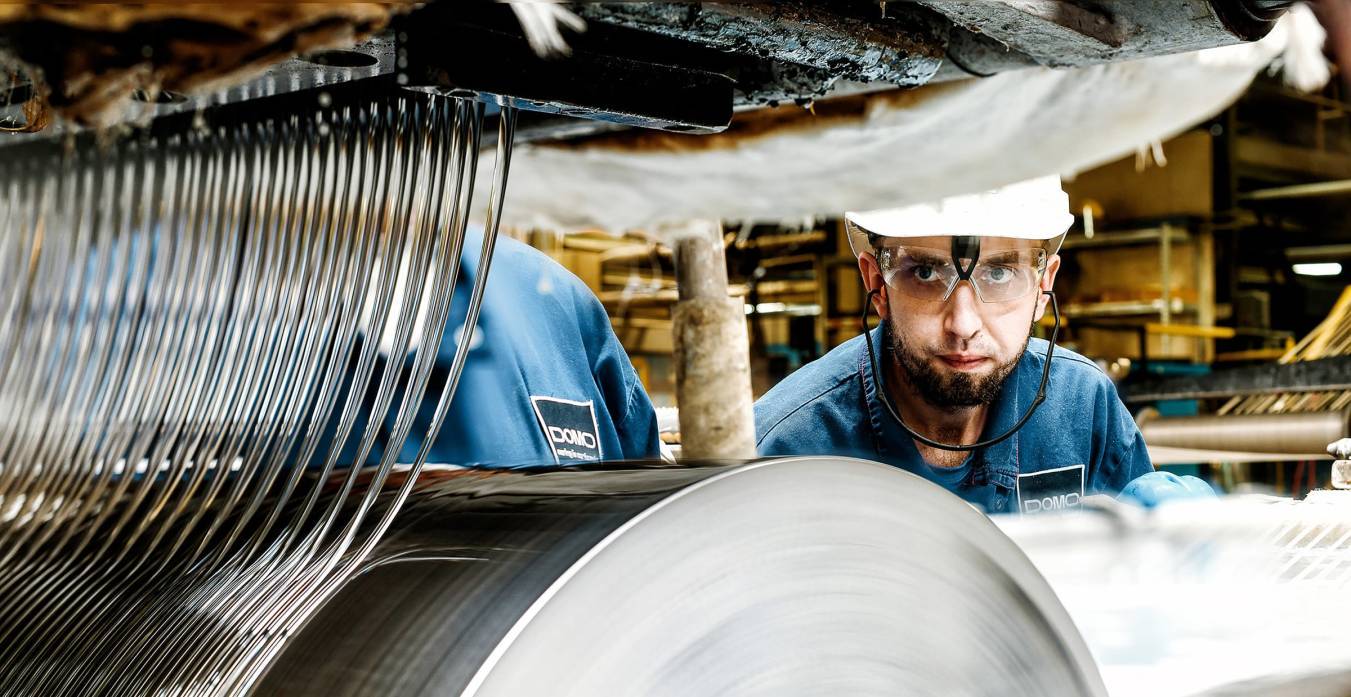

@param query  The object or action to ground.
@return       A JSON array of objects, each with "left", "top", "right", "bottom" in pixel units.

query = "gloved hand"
[
  {"left": 1330, "top": 439, "right": 1351, "bottom": 490},
  {"left": 1117, "top": 471, "right": 1216, "bottom": 509}
]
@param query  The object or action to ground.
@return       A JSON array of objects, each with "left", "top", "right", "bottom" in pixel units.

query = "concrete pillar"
[{"left": 666, "top": 219, "right": 756, "bottom": 460}]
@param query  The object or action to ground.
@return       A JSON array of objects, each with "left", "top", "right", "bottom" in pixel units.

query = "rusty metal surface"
[
  {"left": 574, "top": 2, "right": 950, "bottom": 89},
  {"left": 0, "top": 3, "right": 405, "bottom": 127},
  {"left": 928, "top": 0, "right": 1289, "bottom": 77},
  {"left": 0, "top": 35, "right": 395, "bottom": 139},
  {"left": 920, "top": 0, "right": 1125, "bottom": 68},
  {"left": 1, "top": 1, "right": 1293, "bottom": 143}
]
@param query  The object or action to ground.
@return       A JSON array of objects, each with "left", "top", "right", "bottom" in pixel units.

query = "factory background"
[
  {"left": 2, "top": 3, "right": 1351, "bottom": 696},
  {"left": 511, "top": 65, "right": 1351, "bottom": 496}
]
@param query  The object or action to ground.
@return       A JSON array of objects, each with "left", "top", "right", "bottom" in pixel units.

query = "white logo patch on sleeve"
[
  {"left": 1016, "top": 464, "right": 1085, "bottom": 515},
  {"left": 530, "top": 396, "right": 603, "bottom": 464}
]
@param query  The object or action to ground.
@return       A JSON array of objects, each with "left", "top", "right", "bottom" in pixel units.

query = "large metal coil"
[
  {"left": 0, "top": 90, "right": 517, "bottom": 695},
  {"left": 257, "top": 457, "right": 1109, "bottom": 697}
]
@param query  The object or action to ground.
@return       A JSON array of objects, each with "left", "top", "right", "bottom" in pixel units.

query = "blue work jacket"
[
  {"left": 754, "top": 324, "right": 1153, "bottom": 514},
  {"left": 336, "top": 230, "right": 661, "bottom": 468}
]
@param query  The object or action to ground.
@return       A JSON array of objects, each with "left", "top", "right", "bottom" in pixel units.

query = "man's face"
[{"left": 859, "top": 235, "right": 1061, "bottom": 410}]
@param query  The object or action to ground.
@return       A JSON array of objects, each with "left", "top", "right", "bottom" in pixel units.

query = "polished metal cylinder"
[
  {"left": 255, "top": 457, "right": 1105, "bottom": 697},
  {"left": 1140, "top": 410, "right": 1349, "bottom": 456}
]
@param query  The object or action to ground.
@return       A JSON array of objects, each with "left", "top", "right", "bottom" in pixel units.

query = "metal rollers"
[
  {"left": 257, "top": 458, "right": 1109, "bottom": 697},
  {"left": 1140, "top": 411, "right": 1349, "bottom": 456},
  {"left": 0, "top": 92, "right": 516, "bottom": 695}
]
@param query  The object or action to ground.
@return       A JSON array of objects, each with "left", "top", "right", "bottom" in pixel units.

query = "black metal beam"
[
  {"left": 574, "top": 2, "right": 949, "bottom": 89},
  {"left": 925, "top": 0, "right": 1289, "bottom": 77},
  {"left": 1123, "top": 355, "right": 1351, "bottom": 403},
  {"left": 397, "top": 3, "right": 734, "bottom": 134}
]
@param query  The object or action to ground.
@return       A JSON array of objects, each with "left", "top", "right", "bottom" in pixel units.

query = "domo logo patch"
[
  {"left": 530, "top": 396, "right": 603, "bottom": 464},
  {"left": 1016, "top": 464, "right": 1085, "bottom": 515}
]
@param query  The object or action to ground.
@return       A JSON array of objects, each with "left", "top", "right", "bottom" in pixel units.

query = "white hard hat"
[{"left": 845, "top": 176, "right": 1073, "bottom": 257}]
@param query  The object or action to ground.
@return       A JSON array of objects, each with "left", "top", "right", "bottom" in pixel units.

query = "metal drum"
[{"left": 257, "top": 456, "right": 1106, "bottom": 697}]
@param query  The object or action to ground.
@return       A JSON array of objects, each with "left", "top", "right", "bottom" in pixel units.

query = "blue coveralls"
[
  {"left": 339, "top": 230, "right": 662, "bottom": 468},
  {"left": 754, "top": 324, "right": 1154, "bottom": 514}
]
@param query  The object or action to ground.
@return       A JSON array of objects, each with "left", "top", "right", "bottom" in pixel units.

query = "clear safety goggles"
[{"left": 876, "top": 243, "right": 1047, "bottom": 304}]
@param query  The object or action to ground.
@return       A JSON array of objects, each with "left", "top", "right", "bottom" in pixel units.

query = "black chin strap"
[{"left": 861, "top": 288, "right": 1060, "bottom": 452}]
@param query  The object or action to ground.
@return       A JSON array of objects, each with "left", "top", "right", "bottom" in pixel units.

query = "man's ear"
[
  {"left": 1033, "top": 254, "right": 1062, "bottom": 321},
  {"left": 858, "top": 251, "right": 889, "bottom": 318}
]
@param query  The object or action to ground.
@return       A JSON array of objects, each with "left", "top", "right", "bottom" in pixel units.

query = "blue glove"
[{"left": 1117, "top": 471, "right": 1216, "bottom": 508}]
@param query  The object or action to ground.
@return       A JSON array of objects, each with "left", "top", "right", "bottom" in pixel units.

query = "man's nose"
[{"left": 943, "top": 281, "right": 984, "bottom": 341}]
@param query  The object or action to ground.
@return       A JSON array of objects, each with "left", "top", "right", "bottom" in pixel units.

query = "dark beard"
[{"left": 888, "top": 324, "right": 1022, "bottom": 409}]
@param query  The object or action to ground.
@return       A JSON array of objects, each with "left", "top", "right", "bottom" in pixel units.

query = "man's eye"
[
  {"left": 913, "top": 265, "right": 939, "bottom": 282},
  {"left": 983, "top": 266, "right": 1016, "bottom": 284}
]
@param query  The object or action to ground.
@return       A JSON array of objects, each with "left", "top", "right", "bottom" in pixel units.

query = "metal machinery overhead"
[{"left": 0, "top": 1, "right": 1296, "bottom": 139}]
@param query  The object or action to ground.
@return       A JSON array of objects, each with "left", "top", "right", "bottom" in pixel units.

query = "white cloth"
[{"left": 480, "top": 12, "right": 1317, "bottom": 240}]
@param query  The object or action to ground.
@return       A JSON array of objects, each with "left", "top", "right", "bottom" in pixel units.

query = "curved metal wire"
[{"left": 0, "top": 92, "right": 517, "bottom": 695}]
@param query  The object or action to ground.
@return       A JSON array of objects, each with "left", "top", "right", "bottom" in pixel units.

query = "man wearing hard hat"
[{"left": 754, "top": 177, "right": 1209, "bottom": 514}]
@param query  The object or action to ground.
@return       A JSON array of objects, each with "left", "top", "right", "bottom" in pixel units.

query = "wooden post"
[{"left": 666, "top": 219, "right": 757, "bottom": 460}]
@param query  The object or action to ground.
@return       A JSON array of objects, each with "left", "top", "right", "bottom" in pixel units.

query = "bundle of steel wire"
[{"left": 0, "top": 90, "right": 516, "bottom": 695}]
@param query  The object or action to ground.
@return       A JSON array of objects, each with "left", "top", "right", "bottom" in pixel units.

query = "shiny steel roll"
[
  {"left": 1140, "top": 410, "right": 1349, "bottom": 456},
  {"left": 256, "top": 457, "right": 1105, "bottom": 697}
]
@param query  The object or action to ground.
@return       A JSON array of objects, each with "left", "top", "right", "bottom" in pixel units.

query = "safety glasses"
[{"left": 876, "top": 244, "right": 1047, "bottom": 304}]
